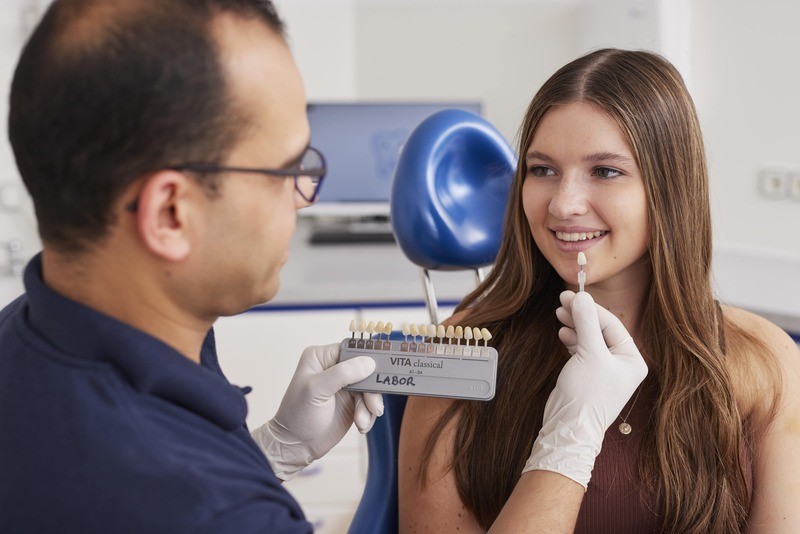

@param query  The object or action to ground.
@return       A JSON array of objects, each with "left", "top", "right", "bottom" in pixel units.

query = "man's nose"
[{"left": 548, "top": 173, "right": 589, "bottom": 219}]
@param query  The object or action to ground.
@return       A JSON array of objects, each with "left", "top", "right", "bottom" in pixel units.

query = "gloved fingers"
[
  {"left": 570, "top": 292, "right": 608, "bottom": 356},
  {"left": 559, "top": 290, "right": 577, "bottom": 310},
  {"left": 556, "top": 305, "right": 575, "bottom": 329},
  {"left": 353, "top": 394, "right": 377, "bottom": 434},
  {"left": 299, "top": 343, "right": 342, "bottom": 373},
  {"left": 362, "top": 392, "right": 384, "bottom": 417},
  {"left": 558, "top": 326, "right": 578, "bottom": 355},
  {"left": 312, "top": 356, "right": 376, "bottom": 400},
  {"left": 591, "top": 302, "right": 637, "bottom": 355}
]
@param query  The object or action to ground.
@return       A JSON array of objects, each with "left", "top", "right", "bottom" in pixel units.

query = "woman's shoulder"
[{"left": 721, "top": 305, "right": 800, "bottom": 423}]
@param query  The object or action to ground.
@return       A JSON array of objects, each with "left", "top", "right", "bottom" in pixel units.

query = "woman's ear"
[{"left": 133, "top": 170, "right": 195, "bottom": 262}]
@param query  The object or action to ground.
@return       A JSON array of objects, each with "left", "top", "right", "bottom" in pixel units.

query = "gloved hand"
[
  {"left": 523, "top": 290, "right": 648, "bottom": 488},
  {"left": 251, "top": 343, "right": 384, "bottom": 481}
]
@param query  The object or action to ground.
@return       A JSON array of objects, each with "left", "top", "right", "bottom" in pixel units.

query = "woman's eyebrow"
[
  {"left": 525, "top": 150, "right": 635, "bottom": 165},
  {"left": 525, "top": 150, "right": 553, "bottom": 163},
  {"left": 584, "top": 152, "right": 635, "bottom": 165}
]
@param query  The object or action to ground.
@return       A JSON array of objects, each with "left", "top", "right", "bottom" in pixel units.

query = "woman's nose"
[{"left": 548, "top": 174, "right": 589, "bottom": 219}]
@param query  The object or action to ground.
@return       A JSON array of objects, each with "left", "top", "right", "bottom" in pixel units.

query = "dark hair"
[{"left": 8, "top": 0, "right": 285, "bottom": 253}]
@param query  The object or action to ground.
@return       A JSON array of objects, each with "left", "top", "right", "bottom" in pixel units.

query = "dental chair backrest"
[
  {"left": 348, "top": 111, "right": 515, "bottom": 534},
  {"left": 390, "top": 108, "right": 517, "bottom": 324}
]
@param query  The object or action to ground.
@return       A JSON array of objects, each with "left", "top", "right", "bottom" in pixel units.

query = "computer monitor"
[{"left": 302, "top": 101, "right": 483, "bottom": 219}]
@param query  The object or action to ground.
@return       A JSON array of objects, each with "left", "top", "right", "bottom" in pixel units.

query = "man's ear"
[{"left": 134, "top": 170, "right": 196, "bottom": 262}]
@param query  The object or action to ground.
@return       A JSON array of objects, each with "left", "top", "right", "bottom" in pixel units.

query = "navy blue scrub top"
[{"left": 0, "top": 254, "right": 312, "bottom": 533}]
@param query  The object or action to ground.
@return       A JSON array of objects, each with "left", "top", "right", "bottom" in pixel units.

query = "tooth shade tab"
[
  {"left": 401, "top": 323, "right": 410, "bottom": 336},
  {"left": 472, "top": 327, "right": 482, "bottom": 341},
  {"left": 445, "top": 325, "right": 455, "bottom": 340},
  {"left": 429, "top": 324, "right": 437, "bottom": 340},
  {"left": 384, "top": 322, "right": 393, "bottom": 335},
  {"left": 376, "top": 321, "right": 385, "bottom": 334},
  {"left": 419, "top": 324, "right": 428, "bottom": 337},
  {"left": 410, "top": 324, "right": 420, "bottom": 337},
  {"left": 555, "top": 230, "right": 606, "bottom": 242},
  {"left": 577, "top": 252, "right": 587, "bottom": 266},
  {"left": 455, "top": 326, "right": 464, "bottom": 344},
  {"left": 464, "top": 327, "right": 473, "bottom": 341},
  {"left": 437, "top": 325, "right": 446, "bottom": 339},
  {"left": 481, "top": 328, "right": 492, "bottom": 343}
]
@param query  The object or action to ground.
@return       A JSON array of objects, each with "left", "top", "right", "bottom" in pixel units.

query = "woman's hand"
[{"left": 522, "top": 290, "right": 648, "bottom": 488}]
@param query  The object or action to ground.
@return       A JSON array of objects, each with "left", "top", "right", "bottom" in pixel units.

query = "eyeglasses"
[{"left": 168, "top": 145, "right": 327, "bottom": 205}]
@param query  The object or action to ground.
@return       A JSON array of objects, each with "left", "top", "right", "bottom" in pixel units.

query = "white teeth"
[{"left": 555, "top": 230, "right": 605, "bottom": 242}]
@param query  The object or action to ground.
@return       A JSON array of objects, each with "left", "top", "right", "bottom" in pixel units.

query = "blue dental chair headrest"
[{"left": 390, "top": 109, "right": 517, "bottom": 271}]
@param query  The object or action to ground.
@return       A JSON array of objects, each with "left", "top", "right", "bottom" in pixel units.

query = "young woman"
[{"left": 399, "top": 49, "right": 800, "bottom": 533}]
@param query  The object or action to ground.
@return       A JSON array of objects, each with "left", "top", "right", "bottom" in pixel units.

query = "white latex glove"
[
  {"left": 251, "top": 343, "right": 384, "bottom": 481},
  {"left": 523, "top": 290, "right": 648, "bottom": 489}
]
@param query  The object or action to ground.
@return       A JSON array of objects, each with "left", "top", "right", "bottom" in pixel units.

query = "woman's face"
[{"left": 521, "top": 101, "right": 649, "bottom": 292}]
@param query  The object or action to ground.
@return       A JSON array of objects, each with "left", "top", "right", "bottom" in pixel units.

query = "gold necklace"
[{"left": 618, "top": 385, "right": 643, "bottom": 435}]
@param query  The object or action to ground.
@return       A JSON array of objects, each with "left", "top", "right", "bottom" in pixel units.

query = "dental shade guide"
[
  {"left": 577, "top": 252, "right": 587, "bottom": 293},
  {"left": 339, "top": 320, "right": 499, "bottom": 401}
]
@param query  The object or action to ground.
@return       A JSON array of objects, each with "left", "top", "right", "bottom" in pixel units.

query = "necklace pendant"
[{"left": 618, "top": 422, "right": 632, "bottom": 435}]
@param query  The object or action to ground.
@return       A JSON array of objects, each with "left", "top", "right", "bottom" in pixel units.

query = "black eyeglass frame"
[
  {"left": 124, "top": 147, "right": 327, "bottom": 213},
  {"left": 167, "top": 146, "right": 327, "bottom": 204}
]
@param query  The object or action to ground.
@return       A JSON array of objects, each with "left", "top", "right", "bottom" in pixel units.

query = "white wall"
[
  {"left": 691, "top": 0, "right": 800, "bottom": 320},
  {"left": 354, "top": 2, "right": 582, "bottom": 144},
  {"left": 0, "top": 0, "right": 39, "bottom": 306},
  {"left": 692, "top": 0, "right": 800, "bottom": 252}
]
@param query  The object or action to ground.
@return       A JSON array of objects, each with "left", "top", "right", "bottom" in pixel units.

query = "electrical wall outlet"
[
  {"left": 789, "top": 171, "right": 800, "bottom": 202},
  {"left": 758, "top": 169, "right": 789, "bottom": 199}
]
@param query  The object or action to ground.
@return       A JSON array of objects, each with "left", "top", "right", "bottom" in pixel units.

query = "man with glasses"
[{"left": 0, "top": 0, "right": 382, "bottom": 531}]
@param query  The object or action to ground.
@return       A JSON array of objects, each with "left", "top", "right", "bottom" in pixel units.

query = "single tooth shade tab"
[
  {"left": 419, "top": 324, "right": 428, "bottom": 337},
  {"left": 429, "top": 324, "right": 437, "bottom": 339},
  {"left": 464, "top": 327, "right": 473, "bottom": 341},
  {"left": 473, "top": 327, "right": 483, "bottom": 341},
  {"left": 455, "top": 326, "right": 464, "bottom": 339},
  {"left": 445, "top": 325, "right": 455, "bottom": 339},
  {"left": 437, "top": 325, "right": 446, "bottom": 339},
  {"left": 376, "top": 321, "right": 385, "bottom": 334},
  {"left": 366, "top": 321, "right": 375, "bottom": 334},
  {"left": 410, "top": 324, "right": 420, "bottom": 336},
  {"left": 359, "top": 321, "right": 367, "bottom": 333},
  {"left": 481, "top": 328, "right": 492, "bottom": 342},
  {"left": 348, "top": 319, "right": 357, "bottom": 333},
  {"left": 402, "top": 323, "right": 410, "bottom": 336},
  {"left": 577, "top": 252, "right": 587, "bottom": 266},
  {"left": 384, "top": 322, "right": 393, "bottom": 335}
]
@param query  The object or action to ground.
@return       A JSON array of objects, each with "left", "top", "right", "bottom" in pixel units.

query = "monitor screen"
[{"left": 303, "top": 102, "right": 482, "bottom": 218}]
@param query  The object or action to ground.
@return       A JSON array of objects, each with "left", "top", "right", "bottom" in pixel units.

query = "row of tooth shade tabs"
[{"left": 348, "top": 320, "right": 493, "bottom": 347}]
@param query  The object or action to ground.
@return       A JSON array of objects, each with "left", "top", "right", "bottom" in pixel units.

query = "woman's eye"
[
  {"left": 527, "top": 166, "right": 555, "bottom": 177},
  {"left": 593, "top": 167, "right": 622, "bottom": 179}
]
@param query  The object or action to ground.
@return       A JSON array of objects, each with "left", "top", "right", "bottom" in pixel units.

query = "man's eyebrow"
[{"left": 278, "top": 143, "right": 310, "bottom": 169}]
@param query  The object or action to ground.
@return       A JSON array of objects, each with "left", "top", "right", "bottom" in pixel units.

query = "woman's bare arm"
[{"left": 727, "top": 308, "right": 800, "bottom": 533}]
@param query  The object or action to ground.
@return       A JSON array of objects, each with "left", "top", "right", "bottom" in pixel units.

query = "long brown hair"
[{"left": 418, "top": 49, "right": 777, "bottom": 533}]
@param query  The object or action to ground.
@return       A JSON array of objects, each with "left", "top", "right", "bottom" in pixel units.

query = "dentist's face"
[{"left": 521, "top": 101, "right": 649, "bottom": 291}]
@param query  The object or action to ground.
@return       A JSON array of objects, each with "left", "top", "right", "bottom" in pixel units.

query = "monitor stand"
[{"left": 308, "top": 215, "right": 396, "bottom": 245}]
